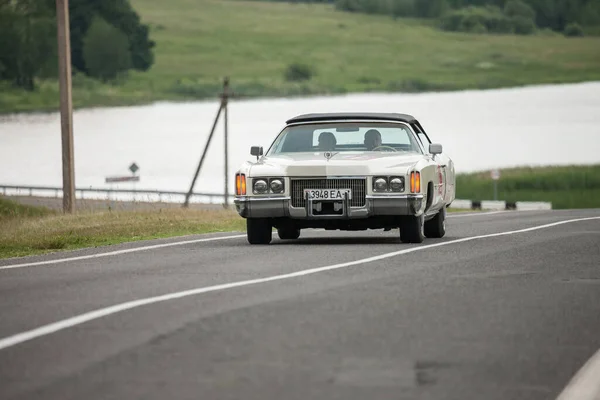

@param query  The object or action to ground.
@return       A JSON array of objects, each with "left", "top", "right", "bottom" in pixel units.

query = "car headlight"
[
  {"left": 373, "top": 177, "right": 388, "bottom": 192},
  {"left": 253, "top": 179, "right": 268, "bottom": 194},
  {"left": 269, "top": 178, "right": 284, "bottom": 194},
  {"left": 389, "top": 177, "right": 404, "bottom": 192}
]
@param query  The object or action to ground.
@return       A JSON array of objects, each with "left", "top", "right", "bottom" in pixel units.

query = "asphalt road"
[{"left": 0, "top": 209, "right": 599, "bottom": 400}]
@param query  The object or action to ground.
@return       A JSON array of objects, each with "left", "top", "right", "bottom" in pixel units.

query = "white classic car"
[{"left": 234, "top": 113, "right": 456, "bottom": 244}]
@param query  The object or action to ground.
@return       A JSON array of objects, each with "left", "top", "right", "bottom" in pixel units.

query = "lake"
[{"left": 1, "top": 82, "right": 599, "bottom": 201}]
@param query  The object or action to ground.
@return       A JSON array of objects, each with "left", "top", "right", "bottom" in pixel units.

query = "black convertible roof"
[{"left": 285, "top": 112, "right": 417, "bottom": 125}]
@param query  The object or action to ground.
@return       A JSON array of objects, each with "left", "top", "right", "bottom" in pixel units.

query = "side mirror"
[
  {"left": 250, "top": 146, "right": 263, "bottom": 160},
  {"left": 429, "top": 143, "right": 443, "bottom": 155}
]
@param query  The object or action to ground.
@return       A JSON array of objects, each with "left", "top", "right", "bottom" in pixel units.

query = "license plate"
[{"left": 304, "top": 189, "right": 352, "bottom": 200}]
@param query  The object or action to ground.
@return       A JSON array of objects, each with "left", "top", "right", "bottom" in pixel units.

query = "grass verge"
[
  {"left": 456, "top": 164, "right": 600, "bottom": 209},
  {"left": 0, "top": 197, "right": 245, "bottom": 259},
  {"left": 2, "top": 0, "right": 600, "bottom": 114}
]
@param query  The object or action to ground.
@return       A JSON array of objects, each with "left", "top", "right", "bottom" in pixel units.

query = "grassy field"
[
  {"left": 456, "top": 165, "right": 600, "bottom": 209},
  {"left": 2, "top": 0, "right": 600, "bottom": 113},
  {"left": 0, "top": 197, "right": 245, "bottom": 259}
]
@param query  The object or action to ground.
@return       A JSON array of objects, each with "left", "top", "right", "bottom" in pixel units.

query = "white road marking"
[
  {"left": 0, "top": 210, "right": 509, "bottom": 271},
  {"left": 556, "top": 348, "right": 600, "bottom": 400},
  {"left": 0, "top": 234, "right": 246, "bottom": 271},
  {"left": 448, "top": 211, "right": 508, "bottom": 218},
  {"left": 0, "top": 216, "right": 598, "bottom": 351}
]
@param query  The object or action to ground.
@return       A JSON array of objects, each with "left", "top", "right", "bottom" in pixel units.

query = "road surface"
[{"left": 0, "top": 209, "right": 599, "bottom": 400}]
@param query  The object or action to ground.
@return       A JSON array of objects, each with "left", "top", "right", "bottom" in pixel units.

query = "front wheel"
[
  {"left": 246, "top": 218, "right": 272, "bottom": 244},
  {"left": 400, "top": 215, "right": 424, "bottom": 244},
  {"left": 424, "top": 208, "right": 446, "bottom": 238}
]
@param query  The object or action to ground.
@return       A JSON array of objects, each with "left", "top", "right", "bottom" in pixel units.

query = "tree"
[
  {"left": 504, "top": 0, "right": 535, "bottom": 19},
  {"left": 415, "top": 0, "right": 450, "bottom": 18},
  {"left": 41, "top": 0, "right": 155, "bottom": 75},
  {"left": 83, "top": 17, "right": 132, "bottom": 81},
  {"left": 0, "top": 1, "right": 56, "bottom": 90}
]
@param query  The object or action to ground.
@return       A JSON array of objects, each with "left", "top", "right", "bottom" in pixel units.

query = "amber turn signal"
[
  {"left": 235, "top": 173, "right": 246, "bottom": 195},
  {"left": 410, "top": 171, "right": 421, "bottom": 193}
]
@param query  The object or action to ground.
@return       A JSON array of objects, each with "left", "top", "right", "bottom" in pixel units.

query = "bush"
[
  {"left": 83, "top": 17, "right": 132, "bottom": 81},
  {"left": 440, "top": 5, "right": 537, "bottom": 35},
  {"left": 441, "top": 6, "right": 513, "bottom": 34},
  {"left": 504, "top": 0, "right": 535, "bottom": 20},
  {"left": 335, "top": 0, "right": 362, "bottom": 12},
  {"left": 511, "top": 15, "right": 536, "bottom": 35},
  {"left": 564, "top": 22, "right": 584, "bottom": 37},
  {"left": 335, "top": 0, "right": 397, "bottom": 15},
  {"left": 415, "top": 0, "right": 449, "bottom": 18},
  {"left": 284, "top": 63, "right": 314, "bottom": 82},
  {"left": 392, "top": 0, "right": 415, "bottom": 18}
]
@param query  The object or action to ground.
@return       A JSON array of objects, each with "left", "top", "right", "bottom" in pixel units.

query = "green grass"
[
  {"left": 0, "top": 197, "right": 245, "bottom": 259},
  {"left": 0, "top": 197, "right": 56, "bottom": 219},
  {"left": 2, "top": 0, "right": 600, "bottom": 113},
  {"left": 456, "top": 164, "right": 600, "bottom": 209}
]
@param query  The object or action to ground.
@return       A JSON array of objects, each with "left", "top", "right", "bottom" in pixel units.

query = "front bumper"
[{"left": 234, "top": 194, "right": 424, "bottom": 219}]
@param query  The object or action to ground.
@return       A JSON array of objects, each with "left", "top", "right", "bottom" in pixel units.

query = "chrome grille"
[{"left": 291, "top": 178, "right": 366, "bottom": 208}]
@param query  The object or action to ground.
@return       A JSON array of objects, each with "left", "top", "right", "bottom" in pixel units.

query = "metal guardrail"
[{"left": 0, "top": 184, "right": 234, "bottom": 205}]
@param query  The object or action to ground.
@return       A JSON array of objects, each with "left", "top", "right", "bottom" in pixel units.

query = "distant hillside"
[{"left": 2, "top": 0, "right": 600, "bottom": 113}]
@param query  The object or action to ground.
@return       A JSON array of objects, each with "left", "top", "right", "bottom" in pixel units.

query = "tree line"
[
  {"left": 0, "top": 0, "right": 155, "bottom": 91},
  {"left": 261, "top": 0, "right": 600, "bottom": 35}
]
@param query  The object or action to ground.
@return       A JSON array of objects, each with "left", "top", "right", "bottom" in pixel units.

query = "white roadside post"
[{"left": 491, "top": 169, "right": 501, "bottom": 201}]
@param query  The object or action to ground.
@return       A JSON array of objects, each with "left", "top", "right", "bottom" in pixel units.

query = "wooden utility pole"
[
  {"left": 183, "top": 95, "right": 225, "bottom": 208},
  {"left": 223, "top": 77, "right": 230, "bottom": 208},
  {"left": 56, "top": 0, "right": 76, "bottom": 213},
  {"left": 183, "top": 78, "right": 232, "bottom": 208}
]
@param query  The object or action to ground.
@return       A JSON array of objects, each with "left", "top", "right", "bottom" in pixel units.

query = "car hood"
[{"left": 249, "top": 152, "right": 424, "bottom": 177}]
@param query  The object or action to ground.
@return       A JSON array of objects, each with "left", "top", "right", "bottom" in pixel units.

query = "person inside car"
[
  {"left": 317, "top": 131, "right": 337, "bottom": 151},
  {"left": 364, "top": 129, "right": 382, "bottom": 150}
]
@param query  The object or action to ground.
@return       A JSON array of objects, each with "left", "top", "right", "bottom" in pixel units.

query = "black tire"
[
  {"left": 400, "top": 215, "right": 425, "bottom": 244},
  {"left": 277, "top": 226, "right": 301, "bottom": 240},
  {"left": 424, "top": 208, "right": 446, "bottom": 238},
  {"left": 246, "top": 218, "right": 272, "bottom": 244}
]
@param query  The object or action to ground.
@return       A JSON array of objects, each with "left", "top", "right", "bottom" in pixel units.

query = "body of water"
[{"left": 1, "top": 82, "right": 599, "bottom": 199}]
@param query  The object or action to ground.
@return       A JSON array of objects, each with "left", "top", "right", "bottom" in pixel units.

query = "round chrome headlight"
[
  {"left": 270, "top": 179, "right": 284, "bottom": 194},
  {"left": 253, "top": 179, "right": 268, "bottom": 194},
  {"left": 390, "top": 177, "right": 404, "bottom": 192},
  {"left": 374, "top": 178, "right": 388, "bottom": 192}
]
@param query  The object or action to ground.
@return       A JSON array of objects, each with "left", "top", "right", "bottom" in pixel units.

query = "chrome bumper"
[{"left": 234, "top": 194, "right": 424, "bottom": 219}]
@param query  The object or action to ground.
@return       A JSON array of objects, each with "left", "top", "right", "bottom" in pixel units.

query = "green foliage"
[
  {"left": 334, "top": 0, "right": 600, "bottom": 34},
  {"left": 456, "top": 165, "right": 600, "bottom": 209},
  {"left": 511, "top": 15, "right": 536, "bottom": 34},
  {"left": 564, "top": 22, "right": 584, "bottom": 37},
  {"left": 579, "top": 1, "right": 600, "bottom": 27},
  {"left": 0, "top": 2, "right": 56, "bottom": 90},
  {"left": 38, "top": 0, "right": 155, "bottom": 75},
  {"left": 284, "top": 63, "right": 314, "bottom": 81},
  {"left": 503, "top": 0, "right": 535, "bottom": 19},
  {"left": 83, "top": 17, "right": 132, "bottom": 81},
  {"left": 335, "top": 0, "right": 395, "bottom": 15},
  {"left": 392, "top": 0, "right": 416, "bottom": 17},
  {"left": 440, "top": 5, "right": 536, "bottom": 34},
  {"left": 415, "top": 0, "right": 449, "bottom": 18},
  {"left": 0, "top": 0, "right": 153, "bottom": 89}
]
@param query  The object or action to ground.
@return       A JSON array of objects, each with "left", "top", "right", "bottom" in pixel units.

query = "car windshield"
[{"left": 266, "top": 122, "right": 424, "bottom": 155}]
